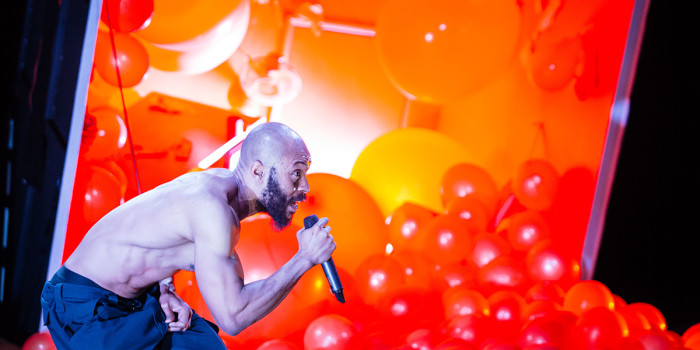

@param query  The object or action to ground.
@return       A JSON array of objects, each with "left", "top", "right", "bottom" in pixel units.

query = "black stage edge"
[
  {"left": 0, "top": 0, "right": 90, "bottom": 345},
  {"left": 595, "top": 0, "right": 700, "bottom": 335}
]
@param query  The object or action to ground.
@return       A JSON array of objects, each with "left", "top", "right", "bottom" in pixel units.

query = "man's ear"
[{"left": 251, "top": 161, "right": 265, "bottom": 183}]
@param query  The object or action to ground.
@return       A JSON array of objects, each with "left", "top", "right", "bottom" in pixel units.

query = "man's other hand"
[{"left": 159, "top": 283, "right": 194, "bottom": 332}]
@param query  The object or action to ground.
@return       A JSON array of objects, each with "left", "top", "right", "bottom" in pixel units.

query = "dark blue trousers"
[{"left": 41, "top": 266, "right": 227, "bottom": 350}]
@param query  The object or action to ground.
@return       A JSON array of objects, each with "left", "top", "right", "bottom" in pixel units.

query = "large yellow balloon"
[{"left": 350, "top": 128, "right": 475, "bottom": 217}]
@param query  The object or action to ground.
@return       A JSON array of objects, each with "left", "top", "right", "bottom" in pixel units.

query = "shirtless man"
[{"left": 41, "top": 122, "right": 335, "bottom": 349}]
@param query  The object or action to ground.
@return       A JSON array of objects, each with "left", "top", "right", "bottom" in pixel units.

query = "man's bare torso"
[{"left": 64, "top": 169, "right": 241, "bottom": 298}]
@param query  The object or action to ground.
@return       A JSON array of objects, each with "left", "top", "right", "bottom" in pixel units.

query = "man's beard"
[{"left": 256, "top": 168, "right": 306, "bottom": 231}]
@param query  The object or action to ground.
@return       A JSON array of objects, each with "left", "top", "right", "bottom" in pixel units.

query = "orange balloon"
[
  {"left": 477, "top": 256, "right": 529, "bottom": 296},
  {"left": 375, "top": 0, "right": 521, "bottom": 103},
  {"left": 562, "top": 280, "right": 614, "bottom": 316},
  {"left": 523, "top": 34, "right": 584, "bottom": 92},
  {"left": 291, "top": 173, "right": 389, "bottom": 273},
  {"left": 526, "top": 242, "right": 581, "bottom": 289},
  {"left": 512, "top": 159, "right": 559, "bottom": 211},
  {"left": 135, "top": 0, "right": 250, "bottom": 51},
  {"left": 524, "top": 281, "right": 565, "bottom": 304},
  {"left": 441, "top": 163, "right": 499, "bottom": 214},
  {"left": 82, "top": 107, "right": 127, "bottom": 160},
  {"left": 445, "top": 197, "right": 491, "bottom": 233},
  {"left": 387, "top": 202, "right": 437, "bottom": 253},
  {"left": 390, "top": 250, "right": 438, "bottom": 292},
  {"left": 94, "top": 31, "right": 149, "bottom": 87},
  {"left": 351, "top": 128, "right": 475, "bottom": 217},
  {"left": 470, "top": 233, "right": 511, "bottom": 269}
]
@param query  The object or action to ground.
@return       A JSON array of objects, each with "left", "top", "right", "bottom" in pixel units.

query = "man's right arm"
[{"left": 192, "top": 208, "right": 334, "bottom": 335}]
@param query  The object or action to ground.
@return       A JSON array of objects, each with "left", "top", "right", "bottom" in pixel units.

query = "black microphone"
[{"left": 304, "top": 214, "right": 345, "bottom": 303}]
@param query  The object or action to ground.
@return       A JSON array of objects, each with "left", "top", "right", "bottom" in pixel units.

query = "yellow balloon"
[{"left": 350, "top": 128, "right": 475, "bottom": 217}]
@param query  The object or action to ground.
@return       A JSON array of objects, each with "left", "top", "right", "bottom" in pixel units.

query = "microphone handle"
[{"left": 321, "top": 258, "right": 343, "bottom": 294}]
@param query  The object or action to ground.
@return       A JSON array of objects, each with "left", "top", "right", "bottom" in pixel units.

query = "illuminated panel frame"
[{"left": 45, "top": 0, "right": 651, "bottom": 299}]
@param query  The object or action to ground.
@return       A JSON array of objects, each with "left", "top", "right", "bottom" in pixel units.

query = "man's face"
[{"left": 256, "top": 167, "right": 306, "bottom": 231}]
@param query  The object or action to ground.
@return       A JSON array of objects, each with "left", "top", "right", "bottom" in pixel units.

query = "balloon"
[
  {"left": 405, "top": 328, "right": 441, "bottom": 350},
  {"left": 519, "top": 310, "right": 577, "bottom": 349},
  {"left": 445, "top": 197, "right": 490, "bottom": 233},
  {"left": 354, "top": 253, "right": 405, "bottom": 306},
  {"left": 291, "top": 173, "right": 389, "bottom": 274},
  {"left": 524, "top": 281, "right": 565, "bottom": 304},
  {"left": 523, "top": 34, "right": 584, "bottom": 92},
  {"left": 562, "top": 280, "right": 615, "bottom": 316},
  {"left": 477, "top": 256, "right": 529, "bottom": 295},
  {"left": 76, "top": 164, "right": 125, "bottom": 224},
  {"left": 512, "top": 159, "right": 559, "bottom": 211},
  {"left": 94, "top": 31, "right": 149, "bottom": 87},
  {"left": 629, "top": 330, "right": 679, "bottom": 350},
  {"left": 100, "top": 0, "right": 154, "bottom": 32},
  {"left": 135, "top": 0, "right": 250, "bottom": 52},
  {"left": 617, "top": 305, "right": 652, "bottom": 337},
  {"left": 82, "top": 107, "right": 128, "bottom": 160},
  {"left": 376, "top": 288, "right": 444, "bottom": 333},
  {"left": 391, "top": 250, "right": 438, "bottom": 292},
  {"left": 387, "top": 202, "right": 438, "bottom": 253},
  {"left": 488, "top": 291, "right": 527, "bottom": 340},
  {"left": 471, "top": 233, "right": 511, "bottom": 269},
  {"left": 572, "top": 307, "right": 628, "bottom": 349},
  {"left": 434, "top": 260, "right": 479, "bottom": 292},
  {"left": 375, "top": 0, "right": 521, "bottom": 103},
  {"left": 442, "top": 314, "right": 491, "bottom": 346},
  {"left": 256, "top": 339, "right": 300, "bottom": 350},
  {"left": 525, "top": 242, "right": 581, "bottom": 289},
  {"left": 625, "top": 302, "right": 667, "bottom": 331},
  {"left": 304, "top": 314, "right": 357, "bottom": 350},
  {"left": 684, "top": 323, "right": 700, "bottom": 343},
  {"left": 434, "top": 337, "right": 476, "bottom": 350},
  {"left": 442, "top": 287, "right": 490, "bottom": 319},
  {"left": 441, "top": 163, "right": 499, "bottom": 215},
  {"left": 420, "top": 215, "right": 473, "bottom": 268},
  {"left": 506, "top": 211, "right": 550, "bottom": 252},
  {"left": 350, "top": 128, "right": 475, "bottom": 217},
  {"left": 522, "top": 300, "right": 560, "bottom": 323},
  {"left": 22, "top": 331, "right": 56, "bottom": 350}
]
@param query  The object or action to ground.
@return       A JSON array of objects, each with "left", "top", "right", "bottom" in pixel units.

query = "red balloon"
[
  {"left": 442, "top": 286, "right": 490, "bottom": 319},
  {"left": 488, "top": 291, "right": 527, "bottom": 340},
  {"left": 512, "top": 160, "right": 559, "bottom": 211},
  {"left": 471, "top": 233, "right": 511, "bottom": 268},
  {"left": 304, "top": 314, "right": 357, "bottom": 350},
  {"left": 442, "top": 314, "right": 491, "bottom": 346},
  {"left": 22, "top": 331, "right": 56, "bottom": 350},
  {"left": 376, "top": 288, "right": 444, "bottom": 333},
  {"left": 405, "top": 328, "right": 441, "bottom": 350},
  {"left": 519, "top": 311, "right": 577, "bottom": 349},
  {"left": 387, "top": 202, "right": 438, "bottom": 252},
  {"left": 526, "top": 242, "right": 581, "bottom": 289},
  {"left": 82, "top": 108, "right": 128, "bottom": 160},
  {"left": 100, "top": 0, "right": 154, "bottom": 32},
  {"left": 445, "top": 197, "right": 490, "bottom": 233},
  {"left": 628, "top": 329, "right": 679, "bottom": 350},
  {"left": 562, "top": 280, "right": 615, "bottom": 316},
  {"left": 572, "top": 307, "right": 627, "bottom": 349},
  {"left": 421, "top": 215, "right": 473, "bottom": 268},
  {"left": 434, "top": 260, "right": 479, "bottom": 292},
  {"left": 76, "top": 164, "right": 124, "bottom": 224},
  {"left": 434, "top": 337, "right": 477, "bottom": 350},
  {"left": 618, "top": 305, "right": 652, "bottom": 337},
  {"left": 256, "top": 339, "right": 300, "bottom": 350},
  {"left": 506, "top": 211, "right": 549, "bottom": 252},
  {"left": 354, "top": 253, "right": 405, "bottom": 305},
  {"left": 391, "top": 250, "right": 438, "bottom": 292},
  {"left": 683, "top": 323, "right": 700, "bottom": 343},
  {"left": 477, "top": 256, "right": 529, "bottom": 295},
  {"left": 625, "top": 302, "right": 668, "bottom": 332},
  {"left": 524, "top": 281, "right": 565, "bottom": 304},
  {"left": 522, "top": 300, "right": 560, "bottom": 323},
  {"left": 94, "top": 31, "right": 149, "bottom": 87},
  {"left": 441, "top": 163, "right": 499, "bottom": 214}
]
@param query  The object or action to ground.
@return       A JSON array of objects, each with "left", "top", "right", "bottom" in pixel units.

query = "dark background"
[{"left": 1, "top": 0, "right": 698, "bottom": 346}]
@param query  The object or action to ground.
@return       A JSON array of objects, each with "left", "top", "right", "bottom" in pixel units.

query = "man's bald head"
[{"left": 237, "top": 122, "right": 310, "bottom": 174}]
